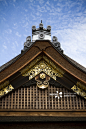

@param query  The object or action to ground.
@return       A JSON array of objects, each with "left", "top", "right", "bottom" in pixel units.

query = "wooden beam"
[{"left": 0, "top": 110, "right": 86, "bottom": 117}]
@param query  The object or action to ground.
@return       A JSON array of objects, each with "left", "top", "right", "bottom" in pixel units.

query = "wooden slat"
[
  {"left": 66, "top": 89, "right": 69, "bottom": 109},
  {"left": 76, "top": 96, "right": 78, "bottom": 109},
  {"left": 54, "top": 86, "right": 56, "bottom": 109},
  {"left": 33, "top": 86, "right": 34, "bottom": 109},
  {"left": 0, "top": 100, "right": 1, "bottom": 109},
  {"left": 42, "top": 89, "right": 44, "bottom": 109},
  {"left": 73, "top": 93, "right": 75, "bottom": 109},
  {"left": 21, "top": 88, "right": 22, "bottom": 109},
  {"left": 63, "top": 88, "right": 66, "bottom": 109},
  {"left": 8, "top": 94, "right": 10, "bottom": 109},
  {"left": 82, "top": 99, "right": 85, "bottom": 109},
  {"left": 57, "top": 88, "right": 60, "bottom": 109},
  {"left": 24, "top": 88, "right": 25, "bottom": 109},
  {"left": 17, "top": 89, "right": 19, "bottom": 109},
  {"left": 79, "top": 97, "right": 81, "bottom": 109},
  {"left": 30, "top": 86, "right": 31, "bottom": 109},
  {"left": 61, "top": 88, "right": 62, "bottom": 109},
  {"left": 39, "top": 89, "right": 41, "bottom": 109},
  {"left": 70, "top": 91, "right": 72, "bottom": 109},
  {"left": 48, "top": 85, "right": 50, "bottom": 109},
  {"left": 45, "top": 89, "right": 47, "bottom": 109},
  {"left": 36, "top": 86, "right": 38, "bottom": 109},
  {"left": 5, "top": 96, "right": 6, "bottom": 109},
  {"left": 11, "top": 93, "right": 13, "bottom": 109},
  {"left": 2, "top": 98, "right": 3, "bottom": 109},
  {"left": 27, "top": 87, "right": 28, "bottom": 109},
  {"left": 51, "top": 86, "right": 53, "bottom": 109}
]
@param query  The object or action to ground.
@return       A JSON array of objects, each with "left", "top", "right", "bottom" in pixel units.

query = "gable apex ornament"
[{"left": 22, "top": 22, "right": 63, "bottom": 53}]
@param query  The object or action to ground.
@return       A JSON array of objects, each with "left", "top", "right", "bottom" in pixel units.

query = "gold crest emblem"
[{"left": 40, "top": 73, "right": 46, "bottom": 79}]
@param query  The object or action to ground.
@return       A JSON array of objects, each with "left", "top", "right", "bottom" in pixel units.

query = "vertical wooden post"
[
  {"left": 33, "top": 86, "right": 34, "bottom": 109},
  {"left": 30, "top": 86, "right": 31, "bottom": 109},
  {"left": 48, "top": 85, "right": 50, "bottom": 109},
  {"left": 21, "top": 88, "right": 22, "bottom": 109},
  {"left": 24, "top": 88, "right": 25, "bottom": 109},
  {"left": 27, "top": 87, "right": 28, "bottom": 109},
  {"left": 17, "top": 89, "right": 19, "bottom": 109},
  {"left": 36, "top": 86, "right": 38, "bottom": 109},
  {"left": 39, "top": 89, "right": 41, "bottom": 109},
  {"left": 42, "top": 89, "right": 44, "bottom": 109}
]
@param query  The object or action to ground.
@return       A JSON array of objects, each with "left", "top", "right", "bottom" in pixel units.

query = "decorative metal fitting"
[
  {"left": 39, "top": 23, "right": 43, "bottom": 29},
  {"left": 39, "top": 32, "right": 45, "bottom": 39},
  {"left": 54, "top": 42, "right": 60, "bottom": 48},
  {"left": 26, "top": 36, "right": 31, "bottom": 41},
  {"left": 52, "top": 36, "right": 58, "bottom": 43},
  {"left": 47, "top": 25, "right": 51, "bottom": 32},
  {"left": 40, "top": 73, "right": 46, "bottom": 79},
  {"left": 32, "top": 25, "right": 36, "bottom": 31}
]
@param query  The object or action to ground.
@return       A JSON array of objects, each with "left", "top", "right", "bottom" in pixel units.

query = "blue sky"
[{"left": 0, "top": 0, "right": 86, "bottom": 68}]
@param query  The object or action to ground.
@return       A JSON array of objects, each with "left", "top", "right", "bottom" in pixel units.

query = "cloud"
[
  {"left": 5, "top": 29, "right": 12, "bottom": 34},
  {"left": 22, "top": 22, "right": 29, "bottom": 28},
  {"left": 3, "top": 42, "right": 7, "bottom": 49},
  {"left": 52, "top": 22, "right": 86, "bottom": 67},
  {"left": 38, "top": 0, "right": 44, "bottom": 4},
  {"left": 16, "top": 32, "right": 21, "bottom": 37},
  {"left": 13, "top": 23, "right": 18, "bottom": 29},
  {"left": 29, "top": 0, "right": 33, "bottom": 2},
  {"left": 13, "top": 0, "right": 16, "bottom": 2}
]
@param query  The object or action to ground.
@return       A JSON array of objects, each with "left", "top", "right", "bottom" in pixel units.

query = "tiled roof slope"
[
  {"left": 64, "top": 55, "right": 86, "bottom": 73},
  {"left": 0, "top": 44, "right": 86, "bottom": 74},
  {"left": 0, "top": 54, "right": 21, "bottom": 72}
]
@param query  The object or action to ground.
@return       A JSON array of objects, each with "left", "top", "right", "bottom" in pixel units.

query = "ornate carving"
[
  {"left": 37, "top": 80, "right": 49, "bottom": 89},
  {"left": 71, "top": 85, "right": 86, "bottom": 99},
  {"left": 0, "top": 84, "right": 14, "bottom": 97},
  {"left": 40, "top": 73, "right": 46, "bottom": 79},
  {"left": 76, "top": 81, "right": 86, "bottom": 91},
  {"left": 35, "top": 73, "right": 50, "bottom": 89},
  {"left": 21, "top": 60, "right": 65, "bottom": 80}
]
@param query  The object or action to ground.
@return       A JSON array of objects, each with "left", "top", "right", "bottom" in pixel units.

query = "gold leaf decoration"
[
  {"left": 76, "top": 81, "right": 86, "bottom": 91},
  {"left": 71, "top": 85, "right": 86, "bottom": 99},
  {"left": 21, "top": 60, "right": 65, "bottom": 80},
  {"left": 0, "top": 84, "right": 14, "bottom": 97}
]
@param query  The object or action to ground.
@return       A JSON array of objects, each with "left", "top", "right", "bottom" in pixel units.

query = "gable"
[{"left": 0, "top": 53, "right": 86, "bottom": 101}]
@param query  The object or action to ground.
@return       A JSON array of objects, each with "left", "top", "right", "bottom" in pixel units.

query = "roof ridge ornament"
[
  {"left": 52, "top": 36, "right": 63, "bottom": 53},
  {"left": 22, "top": 22, "right": 63, "bottom": 53}
]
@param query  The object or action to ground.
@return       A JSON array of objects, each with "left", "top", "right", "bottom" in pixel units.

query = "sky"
[{"left": 0, "top": 0, "right": 86, "bottom": 68}]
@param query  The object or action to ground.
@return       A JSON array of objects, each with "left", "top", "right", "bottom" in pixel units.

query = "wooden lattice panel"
[{"left": 0, "top": 85, "right": 86, "bottom": 109}]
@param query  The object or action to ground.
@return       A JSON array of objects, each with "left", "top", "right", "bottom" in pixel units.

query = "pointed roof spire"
[{"left": 41, "top": 20, "right": 42, "bottom": 23}]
